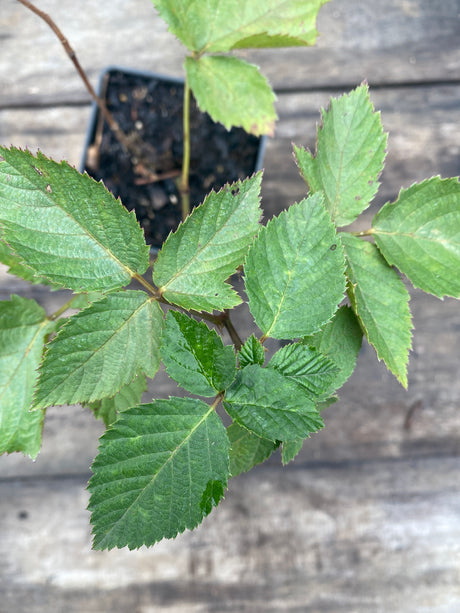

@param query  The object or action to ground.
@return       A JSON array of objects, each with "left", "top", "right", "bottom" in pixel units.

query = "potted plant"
[
  {"left": 81, "top": 66, "right": 266, "bottom": 248},
  {"left": 1, "top": 0, "right": 460, "bottom": 552}
]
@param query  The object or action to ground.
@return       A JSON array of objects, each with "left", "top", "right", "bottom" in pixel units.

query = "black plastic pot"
[{"left": 81, "top": 66, "right": 266, "bottom": 248}]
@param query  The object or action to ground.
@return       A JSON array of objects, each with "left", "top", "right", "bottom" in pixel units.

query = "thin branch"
[
  {"left": 16, "top": 0, "right": 157, "bottom": 171},
  {"left": 350, "top": 229, "right": 375, "bottom": 237},
  {"left": 48, "top": 295, "right": 80, "bottom": 321},
  {"left": 217, "top": 310, "right": 243, "bottom": 351},
  {"left": 179, "top": 73, "right": 191, "bottom": 221}
]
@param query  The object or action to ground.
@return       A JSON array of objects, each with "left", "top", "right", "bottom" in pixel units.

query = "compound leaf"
[
  {"left": 88, "top": 374, "right": 147, "bottom": 428},
  {"left": 372, "top": 177, "right": 460, "bottom": 298},
  {"left": 153, "top": 174, "right": 262, "bottom": 312},
  {"left": 238, "top": 334, "right": 265, "bottom": 368},
  {"left": 294, "top": 85, "right": 387, "bottom": 227},
  {"left": 245, "top": 193, "right": 346, "bottom": 339},
  {"left": 0, "top": 147, "right": 149, "bottom": 292},
  {"left": 224, "top": 364, "right": 323, "bottom": 441},
  {"left": 161, "top": 311, "right": 236, "bottom": 396},
  {"left": 304, "top": 305, "right": 363, "bottom": 390},
  {"left": 227, "top": 423, "right": 277, "bottom": 477},
  {"left": 153, "top": 0, "right": 328, "bottom": 52},
  {"left": 269, "top": 342, "right": 340, "bottom": 399},
  {"left": 0, "top": 295, "right": 54, "bottom": 458},
  {"left": 341, "top": 234, "right": 412, "bottom": 387},
  {"left": 186, "top": 56, "right": 276, "bottom": 136},
  {"left": 88, "top": 397, "right": 230, "bottom": 549},
  {"left": 34, "top": 291, "right": 164, "bottom": 408}
]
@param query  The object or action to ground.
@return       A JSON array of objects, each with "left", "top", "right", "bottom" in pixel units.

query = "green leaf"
[
  {"left": 304, "top": 305, "right": 363, "bottom": 390},
  {"left": 88, "top": 397, "right": 230, "bottom": 549},
  {"left": 69, "top": 291, "right": 106, "bottom": 310},
  {"left": 281, "top": 439, "right": 304, "bottom": 465},
  {"left": 224, "top": 364, "right": 323, "bottom": 441},
  {"left": 0, "top": 147, "right": 149, "bottom": 292},
  {"left": 153, "top": 174, "right": 262, "bottom": 312},
  {"left": 89, "top": 374, "right": 147, "bottom": 428},
  {"left": 372, "top": 177, "right": 460, "bottom": 298},
  {"left": 186, "top": 56, "right": 277, "bottom": 136},
  {"left": 245, "top": 193, "right": 346, "bottom": 339},
  {"left": 200, "top": 480, "right": 226, "bottom": 515},
  {"left": 269, "top": 342, "right": 340, "bottom": 399},
  {"left": 153, "top": 0, "right": 328, "bottom": 52},
  {"left": 227, "top": 423, "right": 276, "bottom": 477},
  {"left": 33, "top": 291, "right": 164, "bottom": 409},
  {"left": 238, "top": 334, "right": 265, "bottom": 368},
  {"left": 0, "top": 295, "right": 54, "bottom": 458},
  {"left": 341, "top": 234, "right": 412, "bottom": 387},
  {"left": 161, "top": 311, "right": 236, "bottom": 396},
  {"left": 0, "top": 233, "right": 56, "bottom": 287},
  {"left": 294, "top": 85, "right": 387, "bottom": 227}
]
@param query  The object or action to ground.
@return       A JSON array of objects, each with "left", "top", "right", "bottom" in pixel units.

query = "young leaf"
[
  {"left": 341, "top": 234, "right": 412, "bottom": 387},
  {"left": 0, "top": 147, "right": 149, "bottom": 292},
  {"left": 153, "top": 174, "right": 262, "bottom": 312},
  {"left": 268, "top": 343, "right": 340, "bottom": 399},
  {"left": 88, "top": 375, "right": 147, "bottom": 428},
  {"left": 281, "top": 439, "right": 304, "bottom": 465},
  {"left": 245, "top": 193, "right": 346, "bottom": 339},
  {"left": 238, "top": 334, "right": 265, "bottom": 368},
  {"left": 372, "top": 177, "right": 460, "bottom": 298},
  {"left": 224, "top": 364, "right": 324, "bottom": 441},
  {"left": 304, "top": 305, "right": 363, "bottom": 390},
  {"left": 227, "top": 423, "right": 277, "bottom": 477},
  {"left": 33, "top": 291, "right": 164, "bottom": 409},
  {"left": 0, "top": 295, "right": 54, "bottom": 458},
  {"left": 88, "top": 397, "right": 230, "bottom": 550},
  {"left": 294, "top": 85, "right": 387, "bottom": 227},
  {"left": 161, "top": 311, "right": 236, "bottom": 396},
  {"left": 153, "top": 0, "right": 328, "bottom": 52},
  {"left": 186, "top": 56, "right": 277, "bottom": 136}
]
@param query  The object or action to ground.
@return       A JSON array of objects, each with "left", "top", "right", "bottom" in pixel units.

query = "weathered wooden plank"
[
  {"left": 1, "top": 457, "right": 459, "bottom": 612},
  {"left": 2, "top": 0, "right": 460, "bottom": 107}
]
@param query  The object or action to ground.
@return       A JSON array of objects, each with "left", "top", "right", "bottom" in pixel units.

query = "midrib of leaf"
[
  {"left": 374, "top": 227, "right": 457, "bottom": 249},
  {"left": 325, "top": 102, "right": 369, "bottom": 221},
  {"left": 347, "top": 255, "right": 402, "bottom": 367},
  {"left": 98, "top": 401, "right": 216, "bottom": 545},
  {"left": 0, "top": 318, "right": 48, "bottom": 430},
  {"left": 3, "top": 162, "right": 139, "bottom": 281},
  {"left": 200, "top": 0, "right": 315, "bottom": 52},
  {"left": 186, "top": 337, "right": 214, "bottom": 387},
  {"left": 158, "top": 209, "right": 241, "bottom": 295},
  {"left": 263, "top": 224, "right": 310, "bottom": 338}
]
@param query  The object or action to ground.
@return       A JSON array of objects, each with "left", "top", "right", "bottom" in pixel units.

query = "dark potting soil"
[{"left": 83, "top": 69, "right": 262, "bottom": 248}]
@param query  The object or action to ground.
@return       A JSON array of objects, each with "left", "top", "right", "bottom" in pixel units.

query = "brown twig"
[
  {"left": 16, "top": 0, "right": 157, "bottom": 172},
  {"left": 217, "top": 310, "right": 243, "bottom": 351}
]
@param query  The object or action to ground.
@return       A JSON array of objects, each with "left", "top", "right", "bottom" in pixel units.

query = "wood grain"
[
  {"left": 2, "top": 0, "right": 460, "bottom": 107},
  {"left": 1, "top": 458, "right": 459, "bottom": 612}
]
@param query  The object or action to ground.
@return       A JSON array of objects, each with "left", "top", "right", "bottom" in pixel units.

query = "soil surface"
[{"left": 83, "top": 69, "right": 262, "bottom": 247}]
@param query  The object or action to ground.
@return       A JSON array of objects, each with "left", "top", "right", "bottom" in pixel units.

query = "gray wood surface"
[
  {"left": 1, "top": 0, "right": 460, "bottom": 611},
  {"left": 2, "top": 0, "right": 460, "bottom": 106}
]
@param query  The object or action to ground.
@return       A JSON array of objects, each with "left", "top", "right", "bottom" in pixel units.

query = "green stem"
[
  {"left": 180, "top": 74, "right": 191, "bottom": 221},
  {"left": 350, "top": 229, "right": 374, "bottom": 237},
  {"left": 48, "top": 295, "right": 81, "bottom": 321},
  {"left": 133, "top": 272, "right": 161, "bottom": 299}
]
